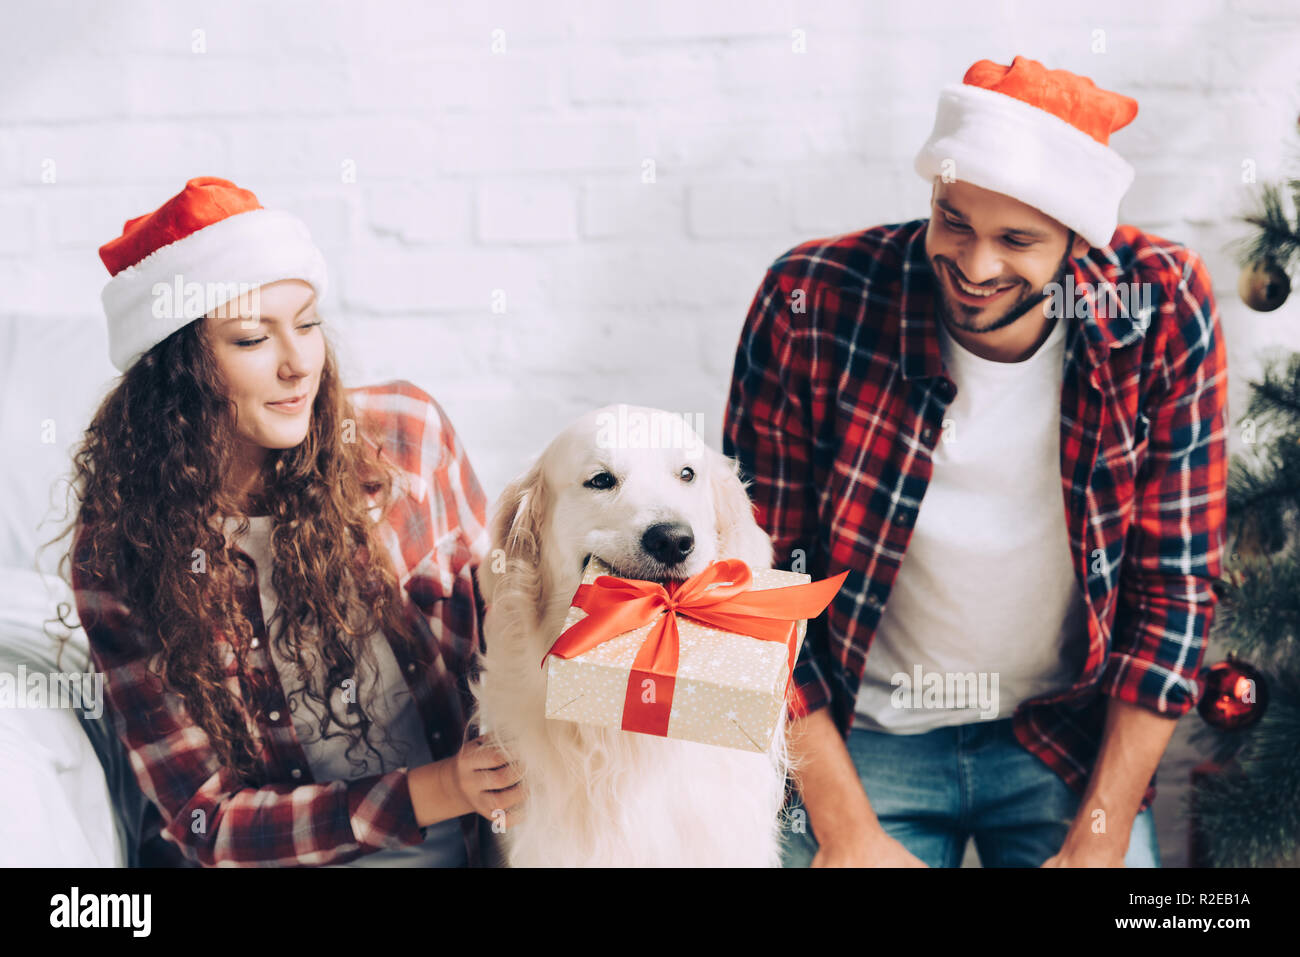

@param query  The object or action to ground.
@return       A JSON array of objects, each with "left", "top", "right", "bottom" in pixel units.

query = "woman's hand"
[{"left": 453, "top": 735, "right": 524, "bottom": 830}]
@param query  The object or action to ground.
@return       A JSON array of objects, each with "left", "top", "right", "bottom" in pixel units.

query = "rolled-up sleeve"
[
  {"left": 1103, "top": 250, "right": 1229, "bottom": 715},
  {"left": 723, "top": 271, "right": 834, "bottom": 720}
]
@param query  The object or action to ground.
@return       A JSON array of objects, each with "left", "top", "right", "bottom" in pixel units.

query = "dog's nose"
[{"left": 641, "top": 522, "right": 695, "bottom": 566}]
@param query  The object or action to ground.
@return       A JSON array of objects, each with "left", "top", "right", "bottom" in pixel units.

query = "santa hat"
[
  {"left": 99, "top": 177, "right": 328, "bottom": 373},
  {"left": 914, "top": 56, "right": 1139, "bottom": 250}
]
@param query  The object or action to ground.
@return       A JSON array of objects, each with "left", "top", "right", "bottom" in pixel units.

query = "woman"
[{"left": 50, "top": 177, "right": 521, "bottom": 867}]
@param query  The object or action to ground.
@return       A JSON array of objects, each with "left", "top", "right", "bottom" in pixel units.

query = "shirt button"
[
  {"left": 432, "top": 732, "right": 441, "bottom": 741},
  {"left": 407, "top": 663, "right": 416, "bottom": 673},
  {"left": 290, "top": 768, "right": 302, "bottom": 780},
  {"left": 921, "top": 427, "right": 935, "bottom": 443},
  {"left": 269, "top": 710, "right": 280, "bottom": 722},
  {"left": 895, "top": 510, "right": 914, "bottom": 527},
  {"left": 250, "top": 637, "right": 260, "bottom": 649}
]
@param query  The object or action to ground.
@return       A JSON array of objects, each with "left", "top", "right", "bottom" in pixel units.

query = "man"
[{"left": 723, "top": 56, "right": 1228, "bottom": 867}]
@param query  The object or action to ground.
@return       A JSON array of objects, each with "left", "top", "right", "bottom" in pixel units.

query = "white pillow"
[{"left": 0, "top": 565, "right": 127, "bottom": 867}]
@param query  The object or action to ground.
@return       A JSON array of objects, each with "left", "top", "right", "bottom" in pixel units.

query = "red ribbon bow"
[{"left": 544, "top": 559, "right": 849, "bottom": 739}]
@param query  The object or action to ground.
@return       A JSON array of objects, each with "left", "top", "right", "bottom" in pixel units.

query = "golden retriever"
[{"left": 471, "top": 404, "right": 789, "bottom": 866}]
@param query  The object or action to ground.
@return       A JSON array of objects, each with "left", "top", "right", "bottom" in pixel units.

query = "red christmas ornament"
[{"left": 1197, "top": 657, "right": 1268, "bottom": 730}]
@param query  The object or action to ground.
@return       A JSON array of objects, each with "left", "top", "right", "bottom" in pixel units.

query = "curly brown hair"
[{"left": 44, "top": 315, "right": 429, "bottom": 785}]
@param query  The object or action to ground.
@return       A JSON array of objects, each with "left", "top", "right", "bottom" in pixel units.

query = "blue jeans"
[{"left": 782, "top": 717, "right": 1160, "bottom": 867}]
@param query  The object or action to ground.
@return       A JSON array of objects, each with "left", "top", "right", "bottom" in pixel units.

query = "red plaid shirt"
[
  {"left": 723, "top": 219, "right": 1229, "bottom": 812},
  {"left": 71, "top": 380, "right": 490, "bottom": 866}
]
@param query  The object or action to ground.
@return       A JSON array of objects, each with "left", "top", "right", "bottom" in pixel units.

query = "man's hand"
[
  {"left": 813, "top": 827, "right": 929, "bottom": 867},
  {"left": 1041, "top": 828, "right": 1127, "bottom": 867},
  {"left": 1041, "top": 796, "right": 1132, "bottom": 867},
  {"left": 1039, "top": 699, "right": 1176, "bottom": 867},
  {"left": 787, "top": 708, "right": 928, "bottom": 866}
]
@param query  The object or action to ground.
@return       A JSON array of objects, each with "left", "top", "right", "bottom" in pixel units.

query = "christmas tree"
[{"left": 1187, "top": 152, "right": 1300, "bottom": 868}]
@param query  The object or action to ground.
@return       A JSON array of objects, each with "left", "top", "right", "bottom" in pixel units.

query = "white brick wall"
[{"left": 4, "top": 0, "right": 1300, "bottom": 564}]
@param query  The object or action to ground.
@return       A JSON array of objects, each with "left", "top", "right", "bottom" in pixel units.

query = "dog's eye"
[
  {"left": 584, "top": 471, "right": 617, "bottom": 491},
  {"left": 679, "top": 467, "right": 696, "bottom": 483}
]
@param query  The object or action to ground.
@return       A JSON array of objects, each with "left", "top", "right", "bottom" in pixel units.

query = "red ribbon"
[{"left": 543, "top": 559, "right": 849, "bottom": 738}]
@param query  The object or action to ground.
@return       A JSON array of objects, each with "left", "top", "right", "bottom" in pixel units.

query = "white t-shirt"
[
  {"left": 852, "top": 313, "right": 1090, "bottom": 733},
  {"left": 224, "top": 515, "right": 466, "bottom": 866}
]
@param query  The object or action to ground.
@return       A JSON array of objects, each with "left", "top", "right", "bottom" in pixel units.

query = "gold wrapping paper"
[{"left": 544, "top": 556, "right": 810, "bottom": 752}]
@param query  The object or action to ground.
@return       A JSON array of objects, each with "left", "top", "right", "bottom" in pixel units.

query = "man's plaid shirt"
[
  {"left": 723, "top": 219, "right": 1229, "bottom": 812},
  {"left": 71, "top": 380, "right": 490, "bottom": 866}
]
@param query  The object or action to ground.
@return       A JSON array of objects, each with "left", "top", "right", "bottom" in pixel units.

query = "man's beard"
[{"left": 933, "top": 242, "right": 1074, "bottom": 335}]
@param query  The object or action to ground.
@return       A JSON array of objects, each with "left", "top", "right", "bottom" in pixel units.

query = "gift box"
[{"left": 543, "top": 556, "right": 847, "bottom": 752}]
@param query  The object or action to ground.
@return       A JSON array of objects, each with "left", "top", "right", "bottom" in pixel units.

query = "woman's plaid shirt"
[
  {"left": 723, "top": 219, "right": 1229, "bottom": 812},
  {"left": 70, "top": 380, "right": 490, "bottom": 866}
]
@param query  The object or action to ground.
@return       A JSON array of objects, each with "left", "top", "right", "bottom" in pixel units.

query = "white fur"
[{"left": 471, "top": 405, "right": 791, "bottom": 867}]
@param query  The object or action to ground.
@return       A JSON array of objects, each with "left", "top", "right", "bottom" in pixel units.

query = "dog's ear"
[
  {"left": 707, "top": 448, "right": 775, "bottom": 571},
  {"left": 476, "top": 458, "right": 550, "bottom": 612}
]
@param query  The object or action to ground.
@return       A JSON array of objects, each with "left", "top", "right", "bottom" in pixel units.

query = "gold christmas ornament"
[{"left": 1238, "top": 258, "right": 1291, "bottom": 312}]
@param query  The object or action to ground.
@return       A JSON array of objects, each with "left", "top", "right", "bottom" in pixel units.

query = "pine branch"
[
  {"left": 1187, "top": 670, "right": 1300, "bottom": 866},
  {"left": 1213, "top": 576, "right": 1300, "bottom": 660},
  {"left": 1234, "top": 180, "right": 1300, "bottom": 272},
  {"left": 1226, "top": 351, "right": 1300, "bottom": 557},
  {"left": 1225, "top": 453, "right": 1298, "bottom": 557},
  {"left": 1246, "top": 363, "right": 1300, "bottom": 431},
  {"left": 1189, "top": 714, "right": 1252, "bottom": 765}
]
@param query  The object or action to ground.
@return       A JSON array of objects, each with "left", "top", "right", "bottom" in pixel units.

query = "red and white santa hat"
[
  {"left": 914, "top": 56, "right": 1139, "bottom": 250},
  {"left": 99, "top": 177, "right": 328, "bottom": 373}
]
